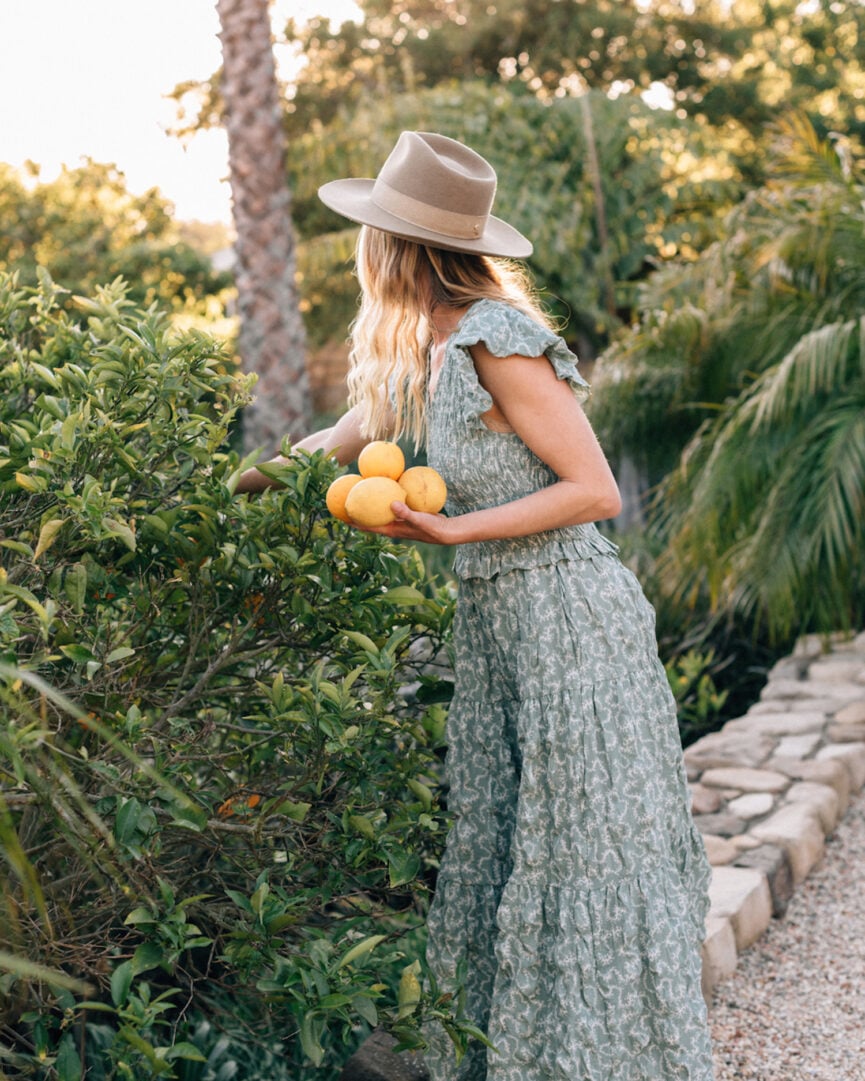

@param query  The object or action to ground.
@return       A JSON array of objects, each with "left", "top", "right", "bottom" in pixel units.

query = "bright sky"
[{"left": 0, "top": 0, "right": 360, "bottom": 225}]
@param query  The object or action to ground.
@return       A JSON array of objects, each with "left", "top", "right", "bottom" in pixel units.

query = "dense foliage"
[
  {"left": 592, "top": 118, "right": 865, "bottom": 643},
  {"left": 0, "top": 273, "right": 471, "bottom": 1079},
  {"left": 0, "top": 162, "right": 230, "bottom": 316}
]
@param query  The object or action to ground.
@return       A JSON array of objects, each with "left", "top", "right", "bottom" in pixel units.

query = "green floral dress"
[{"left": 423, "top": 300, "right": 714, "bottom": 1081}]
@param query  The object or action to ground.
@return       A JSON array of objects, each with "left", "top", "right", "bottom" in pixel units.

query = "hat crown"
[
  {"left": 377, "top": 131, "right": 496, "bottom": 216},
  {"left": 370, "top": 132, "right": 497, "bottom": 242}
]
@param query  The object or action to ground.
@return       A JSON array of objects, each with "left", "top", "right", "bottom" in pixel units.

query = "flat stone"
[
  {"left": 793, "top": 634, "right": 829, "bottom": 660},
  {"left": 700, "top": 767, "right": 791, "bottom": 794},
  {"left": 340, "top": 1031, "right": 429, "bottom": 1081},
  {"left": 708, "top": 866, "right": 772, "bottom": 951},
  {"left": 807, "top": 658, "right": 865, "bottom": 683},
  {"left": 766, "top": 657, "right": 808, "bottom": 682},
  {"left": 752, "top": 696, "right": 840, "bottom": 715},
  {"left": 835, "top": 700, "right": 865, "bottom": 724},
  {"left": 854, "top": 631, "right": 865, "bottom": 653},
  {"left": 693, "top": 813, "right": 747, "bottom": 838},
  {"left": 815, "top": 742, "right": 865, "bottom": 791},
  {"left": 733, "top": 843, "right": 795, "bottom": 917},
  {"left": 761, "top": 678, "right": 865, "bottom": 703},
  {"left": 828, "top": 721, "right": 865, "bottom": 744},
  {"left": 746, "top": 701, "right": 787, "bottom": 715},
  {"left": 701, "top": 916, "right": 738, "bottom": 1002},
  {"left": 727, "top": 792, "right": 776, "bottom": 820},
  {"left": 785, "top": 781, "right": 841, "bottom": 833},
  {"left": 689, "top": 783, "right": 724, "bottom": 815},
  {"left": 785, "top": 696, "right": 851, "bottom": 715},
  {"left": 684, "top": 731, "right": 775, "bottom": 771},
  {"left": 730, "top": 834, "right": 763, "bottom": 851},
  {"left": 774, "top": 733, "right": 823, "bottom": 759},
  {"left": 750, "top": 803, "right": 825, "bottom": 884},
  {"left": 767, "top": 756, "right": 850, "bottom": 815},
  {"left": 739, "top": 712, "right": 827, "bottom": 737},
  {"left": 702, "top": 834, "right": 739, "bottom": 865}
]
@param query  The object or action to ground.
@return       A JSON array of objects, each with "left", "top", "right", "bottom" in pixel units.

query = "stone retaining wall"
[{"left": 692, "top": 631, "right": 865, "bottom": 1001}]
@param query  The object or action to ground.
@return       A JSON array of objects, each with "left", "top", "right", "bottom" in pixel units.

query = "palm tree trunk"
[{"left": 217, "top": 0, "right": 311, "bottom": 453}]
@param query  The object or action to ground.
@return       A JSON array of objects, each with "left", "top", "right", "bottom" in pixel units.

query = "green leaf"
[
  {"left": 131, "top": 942, "right": 164, "bottom": 975},
  {"left": 105, "top": 646, "right": 135, "bottom": 664},
  {"left": 114, "top": 797, "right": 142, "bottom": 843},
  {"left": 165, "top": 1042, "right": 207, "bottom": 1063},
  {"left": 354, "top": 995, "right": 378, "bottom": 1027},
  {"left": 60, "top": 644, "right": 96, "bottom": 665},
  {"left": 343, "top": 630, "right": 379, "bottom": 653},
  {"left": 60, "top": 413, "right": 78, "bottom": 449},
  {"left": 378, "top": 585, "right": 427, "bottom": 605},
  {"left": 397, "top": 961, "right": 422, "bottom": 1019},
  {"left": 407, "top": 779, "right": 434, "bottom": 811},
  {"left": 336, "top": 934, "right": 387, "bottom": 971},
  {"left": 110, "top": 960, "right": 133, "bottom": 1006},
  {"left": 299, "top": 1012, "right": 325, "bottom": 1066},
  {"left": 123, "top": 906, "right": 155, "bottom": 927},
  {"left": 34, "top": 519, "right": 64, "bottom": 560},
  {"left": 271, "top": 799, "right": 311, "bottom": 822},
  {"left": 388, "top": 851, "right": 421, "bottom": 887},
  {"left": 318, "top": 992, "right": 352, "bottom": 1008},
  {"left": 64, "top": 562, "right": 87, "bottom": 613},
  {"left": 14, "top": 471, "right": 46, "bottom": 493},
  {"left": 250, "top": 881, "right": 269, "bottom": 917},
  {"left": 102, "top": 516, "right": 136, "bottom": 551},
  {"left": 55, "top": 1033, "right": 82, "bottom": 1081},
  {"left": 349, "top": 814, "right": 376, "bottom": 840}
]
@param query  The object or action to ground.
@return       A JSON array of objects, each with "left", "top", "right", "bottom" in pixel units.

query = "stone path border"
[{"left": 690, "top": 631, "right": 865, "bottom": 1001}]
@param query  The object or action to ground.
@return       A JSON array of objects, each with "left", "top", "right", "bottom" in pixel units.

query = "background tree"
[
  {"left": 0, "top": 160, "right": 229, "bottom": 313},
  {"left": 217, "top": 0, "right": 311, "bottom": 453}
]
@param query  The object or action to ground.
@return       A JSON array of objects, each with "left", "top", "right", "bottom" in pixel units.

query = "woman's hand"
[{"left": 354, "top": 501, "right": 457, "bottom": 545}]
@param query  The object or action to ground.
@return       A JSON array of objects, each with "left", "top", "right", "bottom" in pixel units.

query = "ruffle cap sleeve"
[{"left": 449, "top": 299, "right": 590, "bottom": 429}]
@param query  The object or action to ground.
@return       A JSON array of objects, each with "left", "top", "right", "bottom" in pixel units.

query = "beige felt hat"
[{"left": 318, "top": 131, "right": 533, "bottom": 259}]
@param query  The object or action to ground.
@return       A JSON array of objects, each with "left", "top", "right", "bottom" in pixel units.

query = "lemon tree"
[{"left": 0, "top": 271, "right": 467, "bottom": 1079}]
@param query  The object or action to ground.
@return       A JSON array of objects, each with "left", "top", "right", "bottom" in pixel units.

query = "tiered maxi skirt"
[{"left": 423, "top": 551, "right": 714, "bottom": 1081}]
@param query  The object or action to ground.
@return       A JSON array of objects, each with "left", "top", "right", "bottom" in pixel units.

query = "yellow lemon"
[
  {"left": 398, "top": 465, "right": 447, "bottom": 514},
  {"left": 326, "top": 474, "right": 363, "bottom": 523},
  {"left": 344, "top": 476, "right": 407, "bottom": 527},
  {"left": 358, "top": 440, "right": 405, "bottom": 480}
]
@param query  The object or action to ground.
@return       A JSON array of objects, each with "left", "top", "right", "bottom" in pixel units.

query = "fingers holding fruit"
[{"left": 325, "top": 441, "right": 448, "bottom": 533}]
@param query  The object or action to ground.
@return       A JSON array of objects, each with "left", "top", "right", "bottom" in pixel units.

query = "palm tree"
[
  {"left": 217, "top": 0, "right": 311, "bottom": 453},
  {"left": 651, "top": 117, "right": 865, "bottom": 641}
]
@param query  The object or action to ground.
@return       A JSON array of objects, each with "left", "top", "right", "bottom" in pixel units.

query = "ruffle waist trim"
[{"left": 453, "top": 526, "right": 620, "bottom": 580}]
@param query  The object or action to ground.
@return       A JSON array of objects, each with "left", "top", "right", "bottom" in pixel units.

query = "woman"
[{"left": 238, "top": 131, "right": 714, "bottom": 1081}]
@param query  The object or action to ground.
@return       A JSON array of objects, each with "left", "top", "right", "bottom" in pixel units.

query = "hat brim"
[{"left": 318, "top": 178, "right": 533, "bottom": 259}]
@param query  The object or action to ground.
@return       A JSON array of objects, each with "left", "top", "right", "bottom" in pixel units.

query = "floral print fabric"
[{"left": 423, "top": 300, "right": 714, "bottom": 1080}]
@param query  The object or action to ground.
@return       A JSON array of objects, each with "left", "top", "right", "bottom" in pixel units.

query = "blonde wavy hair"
[{"left": 347, "top": 226, "right": 553, "bottom": 449}]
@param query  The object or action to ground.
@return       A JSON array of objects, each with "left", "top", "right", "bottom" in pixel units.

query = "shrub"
[{"left": 0, "top": 272, "right": 461, "bottom": 1079}]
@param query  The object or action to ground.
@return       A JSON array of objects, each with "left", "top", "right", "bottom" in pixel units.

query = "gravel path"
[{"left": 710, "top": 793, "right": 865, "bottom": 1081}]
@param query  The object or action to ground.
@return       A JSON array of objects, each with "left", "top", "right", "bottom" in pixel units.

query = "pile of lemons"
[{"left": 326, "top": 441, "right": 447, "bottom": 527}]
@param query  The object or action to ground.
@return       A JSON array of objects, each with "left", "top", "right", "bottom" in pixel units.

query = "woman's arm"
[
  {"left": 370, "top": 344, "right": 621, "bottom": 545},
  {"left": 235, "top": 403, "right": 376, "bottom": 493}
]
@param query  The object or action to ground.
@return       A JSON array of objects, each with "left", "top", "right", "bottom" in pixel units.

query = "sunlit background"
[{"left": 0, "top": 0, "right": 362, "bottom": 225}]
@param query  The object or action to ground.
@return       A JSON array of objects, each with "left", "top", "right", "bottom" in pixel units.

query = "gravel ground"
[{"left": 710, "top": 793, "right": 865, "bottom": 1081}]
